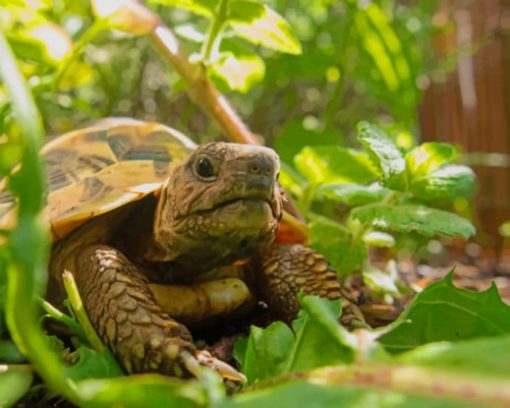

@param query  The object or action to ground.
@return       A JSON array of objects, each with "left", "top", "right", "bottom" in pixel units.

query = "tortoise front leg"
[
  {"left": 74, "top": 244, "right": 197, "bottom": 376},
  {"left": 255, "top": 243, "right": 366, "bottom": 329}
]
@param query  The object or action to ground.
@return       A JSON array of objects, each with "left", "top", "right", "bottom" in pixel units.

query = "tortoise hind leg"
[
  {"left": 74, "top": 244, "right": 196, "bottom": 376},
  {"left": 255, "top": 243, "right": 367, "bottom": 329}
]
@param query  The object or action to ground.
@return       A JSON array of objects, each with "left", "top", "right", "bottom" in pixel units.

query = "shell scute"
[{"left": 0, "top": 119, "right": 197, "bottom": 240}]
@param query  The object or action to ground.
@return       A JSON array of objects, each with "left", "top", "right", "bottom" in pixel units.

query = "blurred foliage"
[{"left": 0, "top": 0, "right": 505, "bottom": 407}]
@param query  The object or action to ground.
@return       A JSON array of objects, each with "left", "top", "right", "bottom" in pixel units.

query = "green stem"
[
  {"left": 0, "top": 32, "right": 81, "bottom": 403},
  {"left": 249, "top": 362, "right": 510, "bottom": 407},
  {"left": 53, "top": 19, "right": 106, "bottom": 90},
  {"left": 40, "top": 299, "right": 87, "bottom": 343},
  {"left": 62, "top": 271, "right": 105, "bottom": 352},
  {"left": 201, "top": 0, "right": 229, "bottom": 63}
]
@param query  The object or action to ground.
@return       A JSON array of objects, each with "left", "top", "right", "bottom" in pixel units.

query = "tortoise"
[{"left": 0, "top": 118, "right": 365, "bottom": 379}]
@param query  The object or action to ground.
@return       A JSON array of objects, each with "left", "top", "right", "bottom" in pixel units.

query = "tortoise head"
[{"left": 151, "top": 142, "right": 282, "bottom": 271}]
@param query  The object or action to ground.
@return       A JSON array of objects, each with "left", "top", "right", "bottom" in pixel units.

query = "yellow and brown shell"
[{"left": 0, "top": 118, "right": 196, "bottom": 241}]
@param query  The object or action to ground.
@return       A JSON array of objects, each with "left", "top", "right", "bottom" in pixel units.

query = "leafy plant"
[
  {"left": 0, "top": 0, "right": 505, "bottom": 407},
  {"left": 280, "top": 121, "right": 476, "bottom": 303}
]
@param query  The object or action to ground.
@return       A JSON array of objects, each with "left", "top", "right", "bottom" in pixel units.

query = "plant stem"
[
  {"left": 0, "top": 31, "right": 81, "bottom": 404},
  {"left": 62, "top": 271, "right": 105, "bottom": 352},
  {"left": 148, "top": 23, "right": 260, "bottom": 145},
  {"left": 201, "top": 0, "right": 229, "bottom": 63},
  {"left": 250, "top": 362, "right": 510, "bottom": 406},
  {"left": 40, "top": 298, "right": 87, "bottom": 342},
  {"left": 53, "top": 19, "right": 106, "bottom": 90}
]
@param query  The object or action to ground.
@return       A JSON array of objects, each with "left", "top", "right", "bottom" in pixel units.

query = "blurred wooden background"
[{"left": 420, "top": 0, "right": 510, "bottom": 249}]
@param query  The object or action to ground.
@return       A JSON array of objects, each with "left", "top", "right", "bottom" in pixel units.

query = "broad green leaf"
[
  {"left": 279, "top": 162, "right": 307, "bottom": 198},
  {"left": 411, "top": 165, "right": 475, "bottom": 201},
  {"left": 294, "top": 146, "right": 377, "bottom": 185},
  {"left": 357, "top": 122, "right": 407, "bottom": 191},
  {"left": 235, "top": 321, "right": 294, "bottom": 384},
  {"left": 236, "top": 296, "right": 356, "bottom": 384},
  {"left": 284, "top": 296, "right": 356, "bottom": 373},
  {"left": 379, "top": 273, "right": 510, "bottom": 353},
  {"left": 228, "top": 2, "right": 301, "bottom": 54},
  {"left": 76, "top": 375, "right": 208, "bottom": 408},
  {"left": 65, "top": 347, "right": 123, "bottom": 381},
  {"left": 406, "top": 142, "right": 458, "bottom": 179},
  {"left": 219, "top": 380, "right": 473, "bottom": 408},
  {"left": 209, "top": 40, "right": 265, "bottom": 93},
  {"left": 274, "top": 120, "right": 342, "bottom": 165},
  {"left": 0, "top": 368, "right": 33, "bottom": 407},
  {"left": 317, "top": 183, "right": 389, "bottom": 207},
  {"left": 397, "top": 335, "right": 510, "bottom": 378},
  {"left": 309, "top": 217, "right": 367, "bottom": 275},
  {"left": 148, "top": 0, "right": 215, "bottom": 16},
  {"left": 351, "top": 203, "right": 476, "bottom": 239},
  {"left": 500, "top": 221, "right": 510, "bottom": 237}
]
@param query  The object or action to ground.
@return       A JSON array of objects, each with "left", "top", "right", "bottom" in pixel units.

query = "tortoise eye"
[{"left": 194, "top": 156, "right": 217, "bottom": 180}]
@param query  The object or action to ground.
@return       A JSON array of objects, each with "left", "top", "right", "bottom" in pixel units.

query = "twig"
[{"left": 147, "top": 23, "right": 260, "bottom": 145}]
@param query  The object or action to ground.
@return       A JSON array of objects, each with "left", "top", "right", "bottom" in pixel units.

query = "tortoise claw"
[{"left": 181, "top": 350, "right": 246, "bottom": 382}]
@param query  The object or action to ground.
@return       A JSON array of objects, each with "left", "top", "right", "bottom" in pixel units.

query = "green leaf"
[
  {"left": 148, "top": 0, "right": 215, "bottom": 16},
  {"left": 379, "top": 273, "right": 510, "bottom": 353},
  {"left": 317, "top": 183, "right": 389, "bottom": 207},
  {"left": 0, "top": 368, "right": 33, "bottom": 407},
  {"left": 362, "top": 267, "right": 399, "bottom": 296},
  {"left": 309, "top": 217, "right": 367, "bottom": 275},
  {"left": 406, "top": 142, "right": 458, "bottom": 179},
  {"left": 236, "top": 296, "right": 356, "bottom": 384},
  {"left": 351, "top": 203, "right": 476, "bottom": 239},
  {"left": 294, "top": 146, "right": 377, "bottom": 185},
  {"left": 228, "top": 1, "right": 301, "bottom": 54},
  {"left": 65, "top": 347, "right": 123, "bottom": 381},
  {"left": 209, "top": 40, "right": 265, "bottom": 93},
  {"left": 236, "top": 321, "right": 295, "bottom": 384},
  {"left": 397, "top": 335, "right": 510, "bottom": 378},
  {"left": 218, "top": 380, "right": 472, "bottom": 408},
  {"left": 362, "top": 231, "right": 395, "bottom": 248},
  {"left": 76, "top": 375, "right": 208, "bottom": 408},
  {"left": 274, "top": 120, "right": 342, "bottom": 165},
  {"left": 411, "top": 165, "right": 475, "bottom": 201},
  {"left": 357, "top": 122, "right": 407, "bottom": 191}
]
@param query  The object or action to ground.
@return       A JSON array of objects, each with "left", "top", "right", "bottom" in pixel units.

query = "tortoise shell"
[{"left": 0, "top": 119, "right": 196, "bottom": 240}]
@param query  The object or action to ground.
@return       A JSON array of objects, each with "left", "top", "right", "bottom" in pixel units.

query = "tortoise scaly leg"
[
  {"left": 255, "top": 244, "right": 367, "bottom": 329},
  {"left": 75, "top": 245, "right": 195, "bottom": 376}
]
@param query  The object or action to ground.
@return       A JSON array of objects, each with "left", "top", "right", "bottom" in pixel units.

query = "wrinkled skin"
[{"left": 51, "top": 142, "right": 364, "bottom": 379}]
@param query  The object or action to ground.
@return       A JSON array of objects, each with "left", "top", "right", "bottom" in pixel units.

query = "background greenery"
[{"left": 0, "top": 0, "right": 509, "bottom": 407}]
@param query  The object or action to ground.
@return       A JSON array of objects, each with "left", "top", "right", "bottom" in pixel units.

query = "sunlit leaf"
[
  {"left": 92, "top": 0, "right": 159, "bottom": 35},
  {"left": 379, "top": 272, "right": 510, "bottom": 353},
  {"left": 294, "top": 146, "right": 377, "bottom": 185},
  {"left": 317, "top": 183, "right": 389, "bottom": 207},
  {"left": 148, "top": 0, "right": 216, "bottom": 16},
  {"left": 76, "top": 375, "right": 208, "bottom": 408},
  {"left": 209, "top": 41, "right": 265, "bottom": 92},
  {"left": 357, "top": 122, "right": 407, "bottom": 191},
  {"left": 398, "top": 335, "right": 510, "bottom": 378},
  {"left": 309, "top": 217, "right": 367, "bottom": 275},
  {"left": 236, "top": 296, "right": 357, "bottom": 384},
  {"left": 362, "top": 266, "right": 399, "bottom": 296},
  {"left": 229, "top": 1, "right": 301, "bottom": 54},
  {"left": 362, "top": 231, "right": 395, "bottom": 247},
  {"left": 26, "top": 23, "right": 72, "bottom": 63},
  {"left": 0, "top": 368, "right": 33, "bottom": 407},
  {"left": 351, "top": 203, "right": 476, "bottom": 239},
  {"left": 411, "top": 165, "right": 475, "bottom": 201},
  {"left": 406, "top": 142, "right": 458, "bottom": 179}
]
